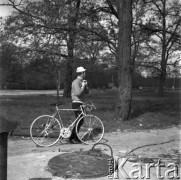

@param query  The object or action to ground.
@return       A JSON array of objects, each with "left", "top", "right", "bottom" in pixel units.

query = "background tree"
[
  {"left": 2, "top": 0, "right": 79, "bottom": 98},
  {"left": 114, "top": 0, "right": 132, "bottom": 121},
  {"left": 1, "top": 0, "right": 180, "bottom": 121},
  {"left": 0, "top": 42, "right": 23, "bottom": 89},
  {"left": 138, "top": 0, "right": 181, "bottom": 96},
  {"left": 63, "top": 0, "right": 81, "bottom": 97}
]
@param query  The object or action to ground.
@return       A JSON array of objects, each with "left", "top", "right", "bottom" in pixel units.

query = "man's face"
[{"left": 82, "top": 71, "right": 86, "bottom": 78}]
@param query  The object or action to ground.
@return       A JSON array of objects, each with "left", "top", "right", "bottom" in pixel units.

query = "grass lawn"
[{"left": 0, "top": 89, "right": 180, "bottom": 135}]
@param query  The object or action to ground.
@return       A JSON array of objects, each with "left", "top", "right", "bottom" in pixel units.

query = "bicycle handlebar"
[{"left": 81, "top": 101, "right": 96, "bottom": 112}]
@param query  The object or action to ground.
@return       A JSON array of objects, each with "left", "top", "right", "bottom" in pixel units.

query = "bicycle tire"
[
  {"left": 30, "top": 115, "right": 61, "bottom": 147},
  {"left": 76, "top": 115, "right": 104, "bottom": 145}
]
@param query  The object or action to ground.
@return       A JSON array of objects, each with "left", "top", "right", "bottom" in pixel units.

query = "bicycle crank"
[{"left": 60, "top": 128, "right": 71, "bottom": 138}]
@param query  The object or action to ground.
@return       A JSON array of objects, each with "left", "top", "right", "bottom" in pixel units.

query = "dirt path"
[{"left": 8, "top": 126, "right": 181, "bottom": 180}]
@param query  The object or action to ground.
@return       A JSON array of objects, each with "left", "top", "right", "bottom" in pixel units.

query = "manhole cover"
[{"left": 47, "top": 150, "right": 111, "bottom": 179}]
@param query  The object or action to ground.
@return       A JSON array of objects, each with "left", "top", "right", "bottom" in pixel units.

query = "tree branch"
[
  {"left": 166, "top": 17, "right": 181, "bottom": 47},
  {"left": 105, "top": 0, "right": 118, "bottom": 19},
  {"left": 135, "top": 63, "right": 161, "bottom": 72}
]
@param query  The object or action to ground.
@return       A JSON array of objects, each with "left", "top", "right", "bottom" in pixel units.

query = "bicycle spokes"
[
  {"left": 30, "top": 115, "right": 61, "bottom": 147},
  {"left": 76, "top": 115, "right": 104, "bottom": 145}
]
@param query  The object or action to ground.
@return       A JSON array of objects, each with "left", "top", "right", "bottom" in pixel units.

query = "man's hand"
[{"left": 82, "top": 80, "right": 87, "bottom": 87}]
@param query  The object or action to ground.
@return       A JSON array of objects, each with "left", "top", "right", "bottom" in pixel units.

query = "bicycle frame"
[
  {"left": 52, "top": 105, "right": 86, "bottom": 129},
  {"left": 30, "top": 101, "right": 104, "bottom": 146}
]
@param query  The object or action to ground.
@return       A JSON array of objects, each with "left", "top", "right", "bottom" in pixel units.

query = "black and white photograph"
[{"left": 0, "top": 0, "right": 180, "bottom": 179}]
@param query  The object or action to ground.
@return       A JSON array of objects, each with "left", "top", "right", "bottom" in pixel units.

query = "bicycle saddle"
[{"left": 50, "top": 103, "right": 63, "bottom": 106}]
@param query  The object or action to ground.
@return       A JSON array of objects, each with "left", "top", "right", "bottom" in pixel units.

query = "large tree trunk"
[
  {"left": 56, "top": 70, "right": 60, "bottom": 102},
  {"left": 158, "top": 46, "right": 167, "bottom": 96},
  {"left": 63, "top": 0, "right": 81, "bottom": 98},
  {"left": 114, "top": 0, "right": 132, "bottom": 121},
  {"left": 63, "top": 56, "right": 73, "bottom": 98},
  {"left": 63, "top": 31, "right": 74, "bottom": 98},
  {"left": 158, "top": 0, "right": 166, "bottom": 97}
]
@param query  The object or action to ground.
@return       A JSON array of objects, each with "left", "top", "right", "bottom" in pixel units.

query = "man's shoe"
[{"left": 69, "top": 139, "right": 81, "bottom": 144}]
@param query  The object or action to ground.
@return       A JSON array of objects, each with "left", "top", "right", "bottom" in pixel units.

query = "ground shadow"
[{"left": 29, "top": 178, "right": 52, "bottom": 180}]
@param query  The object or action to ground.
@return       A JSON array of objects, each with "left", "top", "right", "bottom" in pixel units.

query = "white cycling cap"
[{"left": 76, "top": 66, "right": 86, "bottom": 73}]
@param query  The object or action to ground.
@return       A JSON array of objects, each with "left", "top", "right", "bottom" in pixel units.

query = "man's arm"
[{"left": 72, "top": 80, "right": 85, "bottom": 96}]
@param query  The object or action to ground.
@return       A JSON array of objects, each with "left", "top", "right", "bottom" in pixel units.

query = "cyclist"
[{"left": 69, "top": 66, "right": 89, "bottom": 143}]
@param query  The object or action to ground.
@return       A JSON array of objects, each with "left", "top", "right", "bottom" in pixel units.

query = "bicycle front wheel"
[
  {"left": 76, "top": 115, "right": 104, "bottom": 145},
  {"left": 30, "top": 115, "right": 61, "bottom": 147}
]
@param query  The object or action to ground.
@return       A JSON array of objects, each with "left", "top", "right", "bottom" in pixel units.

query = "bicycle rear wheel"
[
  {"left": 76, "top": 115, "right": 104, "bottom": 145},
  {"left": 30, "top": 115, "right": 61, "bottom": 147}
]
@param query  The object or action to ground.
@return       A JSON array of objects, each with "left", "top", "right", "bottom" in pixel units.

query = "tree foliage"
[
  {"left": 0, "top": 0, "right": 180, "bottom": 121},
  {"left": 136, "top": 0, "right": 181, "bottom": 95},
  {"left": 0, "top": 42, "right": 22, "bottom": 88}
]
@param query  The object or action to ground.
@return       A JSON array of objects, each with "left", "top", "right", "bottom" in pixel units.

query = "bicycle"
[{"left": 30, "top": 101, "right": 104, "bottom": 147}]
